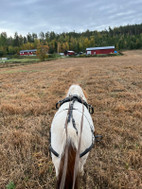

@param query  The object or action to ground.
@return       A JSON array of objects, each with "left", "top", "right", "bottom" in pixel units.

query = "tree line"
[{"left": 0, "top": 23, "right": 142, "bottom": 57}]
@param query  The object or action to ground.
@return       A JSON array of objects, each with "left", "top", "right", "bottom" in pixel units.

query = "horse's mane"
[{"left": 56, "top": 141, "right": 79, "bottom": 189}]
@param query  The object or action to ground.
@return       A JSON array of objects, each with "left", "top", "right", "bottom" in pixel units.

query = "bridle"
[
  {"left": 56, "top": 95, "right": 94, "bottom": 114},
  {"left": 49, "top": 95, "right": 102, "bottom": 158}
]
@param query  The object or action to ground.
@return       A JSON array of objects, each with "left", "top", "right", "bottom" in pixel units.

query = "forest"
[{"left": 0, "top": 23, "right": 142, "bottom": 57}]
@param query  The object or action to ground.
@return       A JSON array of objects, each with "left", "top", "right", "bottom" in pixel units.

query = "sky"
[{"left": 0, "top": 0, "right": 142, "bottom": 37}]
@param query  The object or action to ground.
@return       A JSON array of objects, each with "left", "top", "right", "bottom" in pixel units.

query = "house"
[
  {"left": 59, "top": 53, "right": 64, "bottom": 56},
  {"left": 20, "top": 49, "right": 37, "bottom": 56},
  {"left": 64, "top": 50, "right": 75, "bottom": 56},
  {"left": 0, "top": 57, "right": 8, "bottom": 63},
  {"left": 86, "top": 46, "right": 115, "bottom": 55}
]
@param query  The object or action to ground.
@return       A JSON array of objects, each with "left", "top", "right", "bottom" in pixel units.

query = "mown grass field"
[{"left": 0, "top": 50, "right": 142, "bottom": 189}]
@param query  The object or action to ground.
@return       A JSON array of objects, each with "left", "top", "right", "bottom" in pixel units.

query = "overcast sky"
[{"left": 1, "top": 0, "right": 142, "bottom": 37}]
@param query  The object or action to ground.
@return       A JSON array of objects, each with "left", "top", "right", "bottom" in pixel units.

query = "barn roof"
[
  {"left": 20, "top": 49, "right": 37, "bottom": 53},
  {"left": 86, "top": 46, "right": 115, "bottom": 51}
]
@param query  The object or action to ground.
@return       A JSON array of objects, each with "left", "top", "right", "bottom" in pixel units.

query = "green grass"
[
  {"left": 0, "top": 69, "right": 48, "bottom": 74},
  {"left": 6, "top": 181, "right": 16, "bottom": 189},
  {"left": 0, "top": 57, "right": 40, "bottom": 66},
  {"left": 0, "top": 54, "right": 64, "bottom": 65},
  {"left": 2, "top": 58, "right": 39, "bottom": 63}
]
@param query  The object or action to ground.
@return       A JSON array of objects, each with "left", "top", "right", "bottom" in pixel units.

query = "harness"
[
  {"left": 56, "top": 95, "right": 94, "bottom": 114},
  {"left": 49, "top": 95, "right": 102, "bottom": 158}
]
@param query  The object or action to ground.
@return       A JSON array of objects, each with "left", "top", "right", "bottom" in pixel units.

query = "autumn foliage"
[{"left": 36, "top": 42, "right": 49, "bottom": 61}]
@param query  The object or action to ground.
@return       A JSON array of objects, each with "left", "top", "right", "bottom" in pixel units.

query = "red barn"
[
  {"left": 86, "top": 46, "right": 115, "bottom": 55},
  {"left": 20, "top": 49, "right": 37, "bottom": 56},
  {"left": 64, "top": 50, "right": 75, "bottom": 56}
]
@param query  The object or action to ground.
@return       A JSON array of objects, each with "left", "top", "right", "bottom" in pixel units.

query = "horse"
[{"left": 50, "top": 84, "right": 95, "bottom": 189}]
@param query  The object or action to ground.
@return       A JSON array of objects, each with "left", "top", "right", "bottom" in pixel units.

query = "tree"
[
  {"left": 0, "top": 32, "right": 7, "bottom": 46},
  {"left": 49, "top": 31, "right": 56, "bottom": 40},
  {"left": 13, "top": 32, "right": 20, "bottom": 47},
  {"left": 45, "top": 32, "right": 50, "bottom": 42},
  {"left": 32, "top": 33, "right": 37, "bottom": 41},
  {"left": 0, "top": 32, "right": 8, "bottom": 55},
  {"left": 39, "top": 32, "right": 45, "bottom": 42},
  {"left": 36, "top": 42, "right": 49, "bottom": 61},
  {"left": 0, "top": 50, "right": 3, "bottom": 57},
  {"left": 27, "top": 33, "right": 33, "bottom": 43},
  {"left": 8, "top": 46, "right": 17, "bottom": 55},
  {"left": 62, "top": 42, "right": 69, "bottom": 52}
]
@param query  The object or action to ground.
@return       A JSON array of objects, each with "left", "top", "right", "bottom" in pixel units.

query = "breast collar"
[{"left": 49, "top": 95, "right": 102, "bottom": 158}]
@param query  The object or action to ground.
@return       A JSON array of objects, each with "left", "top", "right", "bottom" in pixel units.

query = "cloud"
[{"left": 0, "top": 0, "right": 142, "bottom": 36}]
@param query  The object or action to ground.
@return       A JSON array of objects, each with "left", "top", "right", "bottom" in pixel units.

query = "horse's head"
[{"left": 66, "top": 84, "right": 87, "bottom": 102}]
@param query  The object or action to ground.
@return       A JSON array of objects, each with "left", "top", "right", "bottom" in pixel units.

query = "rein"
[
  {"left": 59, "top": 101, "right": 71, "bottom": 189},
  {"left": 72, "top": 99, "right": 84, "bottom": 189}
]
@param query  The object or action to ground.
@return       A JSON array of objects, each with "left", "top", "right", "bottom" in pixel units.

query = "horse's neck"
[{"left": 56, "top": 142, "right": 78, "bottom": 189}]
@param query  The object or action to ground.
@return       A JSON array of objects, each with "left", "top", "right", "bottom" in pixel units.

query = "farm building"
[
  {"left": 86, "top": 46, "right": 115, "bottom": 55},
  {"left": 20, "top": 49, "right": 37, "bottom": 56},
  {"left": 64, "top": 50, "right": 75, "bottom": 56}
]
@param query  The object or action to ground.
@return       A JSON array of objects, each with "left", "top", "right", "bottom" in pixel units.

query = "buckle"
[{"left": 95, "top": 135, "right": 103, "bottom": 142}]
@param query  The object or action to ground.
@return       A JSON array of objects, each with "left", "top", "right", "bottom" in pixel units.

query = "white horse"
[{"left": 50, "top": 84, "right": 95, "bottom": 189}]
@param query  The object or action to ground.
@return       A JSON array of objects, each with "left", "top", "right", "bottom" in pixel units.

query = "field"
[
  {"left": 0, "top": 54, "right": 62, "bottom": 67},
  {"left": 0, "top": 50, "right": 142, "bottom": 189}
]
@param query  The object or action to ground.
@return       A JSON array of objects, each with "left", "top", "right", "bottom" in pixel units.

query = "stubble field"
[{"left": 0, "top": 50, "right": 142, "bottom": 189}]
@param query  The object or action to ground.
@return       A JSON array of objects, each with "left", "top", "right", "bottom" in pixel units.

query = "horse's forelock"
[{"left": 67, "top": 84, "right": 87, "bottom": 102}]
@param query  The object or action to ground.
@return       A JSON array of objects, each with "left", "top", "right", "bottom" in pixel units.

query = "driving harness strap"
[
  {"left": 50, "top": 140, "right": 94, "bottom": 158},
  {"left": 49, "top": 134, "right": 102, "bottom": 158}
]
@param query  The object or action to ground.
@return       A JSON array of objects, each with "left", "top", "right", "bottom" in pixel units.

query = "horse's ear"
[{"left": 83, "top": 89, "right": 88, "bottom": 99}]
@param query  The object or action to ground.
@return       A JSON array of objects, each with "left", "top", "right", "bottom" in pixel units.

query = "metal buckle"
[
  {"left": 89, "top": 105, "right": 94, "bottom": 114},
  {"left": 95, "top": 135, "right": 103, "bottom": 142}
]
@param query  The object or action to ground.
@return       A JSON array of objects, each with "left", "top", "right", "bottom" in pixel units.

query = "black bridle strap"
[
  {"left": 80, "top": 143, "right": 94, "bottom": 158},
  {"left": 49, "top": 145, "right": 59, "bottom": 157},
  {"left": 56, "top": 95, "right": 94, "bottom": 114}
]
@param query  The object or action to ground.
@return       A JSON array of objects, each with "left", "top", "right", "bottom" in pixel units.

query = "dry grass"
[{"left": 0, "top": 50, "right": 142, "bottom": 189}]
